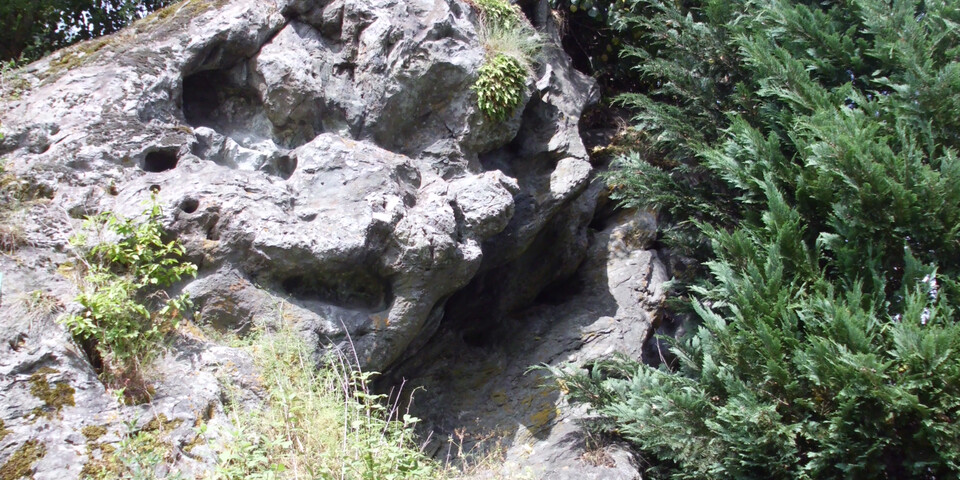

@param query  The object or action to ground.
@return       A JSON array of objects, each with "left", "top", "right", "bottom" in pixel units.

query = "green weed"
[{"left": 62, "top": 195, "right": 197, "bottom": 400}]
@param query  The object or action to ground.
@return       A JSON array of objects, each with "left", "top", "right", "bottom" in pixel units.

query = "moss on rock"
[
  {"left": 0, "top": 440, "right": 46, "bottom": 480},
  {"left": 27, "top": 367, "right": 75, "bottom": 419},
  {"left": 81, "top": 425, "right": 107, "bottom": 442},
  {"left": 142, "top": 414, "right": 182, "bottom": 433}
]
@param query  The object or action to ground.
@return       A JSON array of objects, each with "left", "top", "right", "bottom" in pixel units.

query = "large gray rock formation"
[{"left": 0, "top": 0, "right": 658, "bottom": 477}]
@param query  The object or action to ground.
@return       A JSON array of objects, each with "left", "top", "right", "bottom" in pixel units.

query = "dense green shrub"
[
  {"left": 63, "top": 196, "right": 196, "bottom": 393},
  {"left": 471, "top": 0, "right": 524, "bottom": 28},
  {"left": 551, "top": 0, "right": 960, "bottom": 478}
]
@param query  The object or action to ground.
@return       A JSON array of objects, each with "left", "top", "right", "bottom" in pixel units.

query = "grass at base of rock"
[{"left": 209, "top": 308, "right": 441, "bottom": 479}]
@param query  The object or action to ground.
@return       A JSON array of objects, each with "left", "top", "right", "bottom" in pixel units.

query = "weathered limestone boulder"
[{"left": 0, "top": 0, "right": 615, "bottom": 476}]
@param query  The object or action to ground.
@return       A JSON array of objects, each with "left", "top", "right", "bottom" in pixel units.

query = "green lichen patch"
[
  {"left": 0, "top": 440, "right": 46, "bottom": 480},
  {"left": 81, "top": 419, "right": 180, "bottom": 479},
  {"left": 0, "top": 66, "right": 32, "bottom": 102},
  {"left": 131, "top": 0, "right": 231, "bottom": 37},
  {"left": 0, "top": 419, "right": 9, "bottom": 442},
  {"left": 27, "top": 368, "right": 75, "bottom": 419},
  {"left": 181, "top": 429, "right": 204, "bottom": 454},
  {"left": 196, "top": 401, "right": 216, "bottom": 427}
]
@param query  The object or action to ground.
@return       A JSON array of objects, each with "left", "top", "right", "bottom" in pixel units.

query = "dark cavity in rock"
[
  {"left": 279, "top": 272, "right": 392, "bottom": 312},
  {"left": 142, "top": 149, "right": 178, "bottom": 172},
  {"left": 179, "top": 197, "right": 200, "bottom": 213}
]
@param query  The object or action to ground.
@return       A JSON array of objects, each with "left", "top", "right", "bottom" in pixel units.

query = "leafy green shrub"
[
  {"left": 550, "top": 0, "right": 960, "bottom": 478},
  {"left": 470, "top": 0, "right": 541, "bottom": 121},
  {"left": 63, "top": 196, "right": 196, "bottom": 393}
]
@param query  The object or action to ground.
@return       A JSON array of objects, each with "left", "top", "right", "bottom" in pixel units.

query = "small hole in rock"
[
  {"left": 143, "top": 150, "right": 179, "bottom": 172},
  {"left": 180, "top": 197, "right": 199, "bottom": 213},
  {"left": 149, "top": 184, "right": 162, "bottom": 193},
  {"left": 206, "top": 223, "right": 220, "bottom": 241}
]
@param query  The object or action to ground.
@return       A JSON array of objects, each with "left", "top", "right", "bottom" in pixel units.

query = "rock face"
[
  {"left": 391, "top": 207, "right": 665, "bottom": 480},
  {"left": 0, "top": 0, "right": 653, "bottom": 477}
]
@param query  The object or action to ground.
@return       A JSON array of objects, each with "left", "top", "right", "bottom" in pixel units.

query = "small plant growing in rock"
[
  {"left": 474, "top": 54, "right": 528, "bottom": 121},
  {"left": 63, "top": 195, "right": 196, "bottom": 399},
  {"left": 471, "top": 0, "right": 523, "bottom": 27},
  {"left": 471, "top": 0, "right": 542, "bottom": 120}
]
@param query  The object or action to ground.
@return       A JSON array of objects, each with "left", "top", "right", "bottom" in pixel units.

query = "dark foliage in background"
[
  {"left": 549, "top": 0, "right": 960, "bottom": 478},
  {"left": 0, "top": 0, "right": 177, "bottom": 63}
]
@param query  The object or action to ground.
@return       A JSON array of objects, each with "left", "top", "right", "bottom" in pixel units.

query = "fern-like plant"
[{"left": 473, "top": 53, "right": 528, "bottom": 121}]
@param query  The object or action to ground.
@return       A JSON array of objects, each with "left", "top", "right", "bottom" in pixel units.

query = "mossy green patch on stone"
[
  {"left": 131, "top": 0, "right": 232, "bottom": 36},
  {"left": 81, "top": 420, "right": 179, "bottom": 479},
  {"left": 45, "top": 37, "right": 114, "bottom": 76},
  {"left": 0, "top": 419, "right": 9, "bottom": 442},
  {"left": 181, "top": 430, "right": 204, "bottom": 454},
  {"left": 142, "top": 414, "right": 182, "bottom": 433},
  {"left": 81, "top": 425, "right": 107, "bottom": 442},
  {"left": 80, "top": 440, "right": 121, "bottom": 480},
  {"left": 28, "top": 367, "right": 75, "bottom": 419},
  {"left": 0, "top": 440, "right": 46, "bottom": 480}
]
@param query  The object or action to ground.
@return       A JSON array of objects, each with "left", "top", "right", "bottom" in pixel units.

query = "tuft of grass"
[
  {"left": 0, "top": 60, "right": 31, "bottom": 101},
  {"left": 0, "top": 160, "right": 28, "bottom": 252},
  {"left": 0, "top": 211, "right": 26, "bottom": 252},
  {"left": 476, "top": 19, "right": 542, "bottom": 74},
  {"left": 0, "top": 157, "right": 53, "bottom": 253},
  {"left": 210, "top": 308, "right": 440, "bottom": 479}
]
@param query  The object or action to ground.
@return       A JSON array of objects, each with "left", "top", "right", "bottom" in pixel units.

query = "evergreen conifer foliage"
[{"left": 553, "top": 0, "right": 960, "bottom": 478}]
